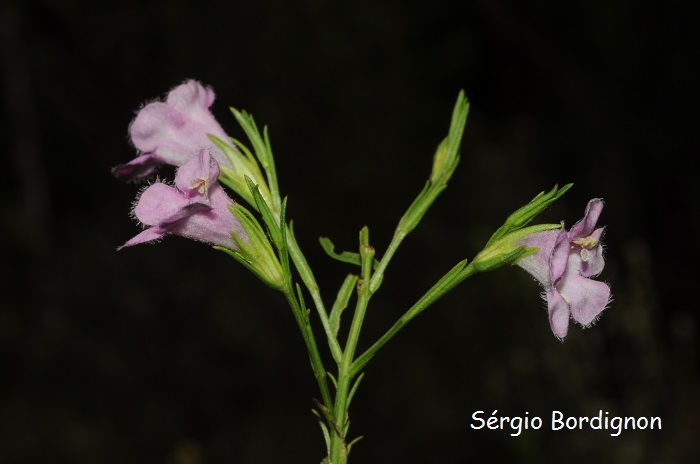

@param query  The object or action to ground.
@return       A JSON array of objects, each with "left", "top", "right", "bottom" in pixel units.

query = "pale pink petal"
[
  {"left": 129, "top": 102, "right": 195, "bottom": 166},
  {"left": 546, "top": 288, "right": 570, "bottom": 340},
  {"left": 133, "top": 183, "right": 190, "bottom": 226},
  {"left": 174, "top": 149, "right": 220, "bottom": 199},
  {"left": 569, "top": 198, "right": 604, "bottom": 240},
  {"left": 118, "top": 227, "right": 168, "bottom": 249},
  {"left": 579, "top": 227, "right": 606, "bottom": 277},
  {"left": 118, "top": 80, "right": 234, "bottom": 180},
  {"left": 120, "top": 152, "right": 246, "bottom": 251},
  {"left": 112, "top": 153, "right": 161, "bottom": 180},
  {"left": 516, "top": 229, "right": 560, "bottom": 286},
  {"left": 166, "top": 79, "right": 217, "bottom": 112},
  {"left": 171, "top": 200, "right": 243, "bottom": 249},
  {"left": 516, "top": 197, "right": 610, "bottom": 340},
  {"left": 549, "top": 226, "right": 571, "bottom": 286},
  {"left": 558, "top": 273, "right": 611, "bottom": 327}
]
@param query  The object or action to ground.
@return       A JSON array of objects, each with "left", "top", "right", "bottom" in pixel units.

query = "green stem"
[
  {"left": 369, "top": 182, "right": 447, "bottom": 294},
  {"left": 282, "top": 283, "right": 333, "bottom": 410},
  {"left": 286, "top": 226, "right": 344, "bottom": 364},
  {"left": 352, "top": 260, "right": 476, "bottom": 377},
  {"left": 251, "top": 132, "right": 343, "bottom": 365},
  {"left": 329, "top": 230, "right": 374, "bottom": 464},
  {"left": 368, "top": 230, "right": 405, "bottom": 293}
]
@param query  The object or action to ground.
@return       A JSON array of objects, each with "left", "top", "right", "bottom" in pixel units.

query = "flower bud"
[{"left": 429, "top": 91, "right": 469, "bottom": 185}]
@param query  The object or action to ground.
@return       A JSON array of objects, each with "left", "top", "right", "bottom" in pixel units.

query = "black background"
[{"left": 2, "top": 0, "right": 697, "bottom": 463}]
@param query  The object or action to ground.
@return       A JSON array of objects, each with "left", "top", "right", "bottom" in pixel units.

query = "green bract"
[
  {"left": 473, "top": 223, "right": 563, "bottom": 272},
  {"left": 217, "top": 202, "right": 285, "bottom": 290},
  {"left": 485, "top": 183, "right": 572, "bottom": 246},
  {"left": 209, "top": 133, "right": 272, "bottom": 210}
]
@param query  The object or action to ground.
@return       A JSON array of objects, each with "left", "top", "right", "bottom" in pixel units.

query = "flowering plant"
[{"left": 116, "top": 80, "right": 611, "bottom": 463}]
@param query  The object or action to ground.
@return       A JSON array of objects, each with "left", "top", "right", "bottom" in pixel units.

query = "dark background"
[{"left": 2, "top": 0, "right": 697, "bottom": 463}]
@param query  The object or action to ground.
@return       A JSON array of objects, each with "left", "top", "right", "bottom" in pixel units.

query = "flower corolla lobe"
[
  {"left": 119, "top": 150, "right": 245, "bottom": 250},
  {"left": 113, "top": 80, "right": 233, "bottom": 180},
  {"left": 517, "top": 199, "right": 611, "bottom": 340}
]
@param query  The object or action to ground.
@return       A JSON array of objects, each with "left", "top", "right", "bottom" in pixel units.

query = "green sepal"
[
  {"left": 329, "top": 274, "right": 358, "bottom": 338},
  {"left": 262, "top": 125, "right": 275, "bottom": 173},
  {"left": 486, "top": 183, "right": 572, "bottom": 246},
  {"left": 278, "top": 197, "right": 290, "bottom": 275},
  {"left": 472, "top": 246, "right": 530, "bottom": 273},
  {"left": 229, "top": 107, "right": 282, "bottom": 215},
  {"left": 216, "top": 202, "right": 285, "bottom": 290},
  {"left": 210, "top": 133, "right": 256, "bottom": 166},
  {"left": 208, "top": 134, "right": 272, "bottom": 209},
  {"left": 229, "top": 107, "right": 270, "bottom": 169},
  {"left": 474, "top": 223, "right": 562, "bottom": 272},
  {"left": 215, "top": 244, "right": 283, "bottom": 290},
  {"left": 319, "top": 237, "right": 379, "bottom": 270},
  {"left": 245, "top": 176, "right": 283, "bottom": 250},
  {"left": 237, "top": 175, "right": 288, "bottom": 285}
]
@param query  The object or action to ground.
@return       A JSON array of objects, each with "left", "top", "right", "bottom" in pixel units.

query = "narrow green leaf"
[
  {"left": 295, "top": 283, "right": 307, "bottom": 320},
  {"left": 311, "top": 409, "right": 331, "bottom": 456},
  {"left": 313, "top": 398, "right": 342, "bottom": 436},
  {"left": 319, "top": 237, "right": 379, "bottom": 269},
  {"left": 347, "top": 372, "right": 365, "bottom": 408},
  {"left": 329, "top": 274, "right": 359, "bottom": 337},
  {"left": 347, "top": 435, "right": 364, "bottom": 455},
  {"left": 326, "top": 372, "right": 338, "bottom": 389}
]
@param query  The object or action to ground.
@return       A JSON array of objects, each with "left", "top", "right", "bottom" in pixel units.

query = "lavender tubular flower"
[
  {"left": 113, "top": 80, "right": 233, "bottom": 179},
  {"left": 119, "top": 150, "right": 246, "bottom": 250},
  {"left": 516, "top": 199, "right": 611, "bottom": 340}
]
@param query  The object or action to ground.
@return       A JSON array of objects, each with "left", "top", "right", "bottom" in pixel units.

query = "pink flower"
[
  {"left": 517, "top": 199, "right": 611, "bottom": 339},
  {"left": 119, "top": 150, "right": 245, "bottom": 250},
  {"left": 113, "top": 80, "right": 233, "bottom": 179}
]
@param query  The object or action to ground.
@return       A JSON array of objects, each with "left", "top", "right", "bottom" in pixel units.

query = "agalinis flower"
[
  {"left": 119, "top": 149, "right": 246, "bottom": 250},
  {"left": 516, "top": 199, "right": 611, "bottom": 340},
  {"left": 113, "top": 80, "right": 233, "bottom": 180}
]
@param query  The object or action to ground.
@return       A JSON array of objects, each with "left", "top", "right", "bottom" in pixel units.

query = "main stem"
[
  {"left": 329, "top": 234, "right": 374, "bottom": 464},
  {"left": 329, "top": 284, "right": 369, "bottom": 463}
]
